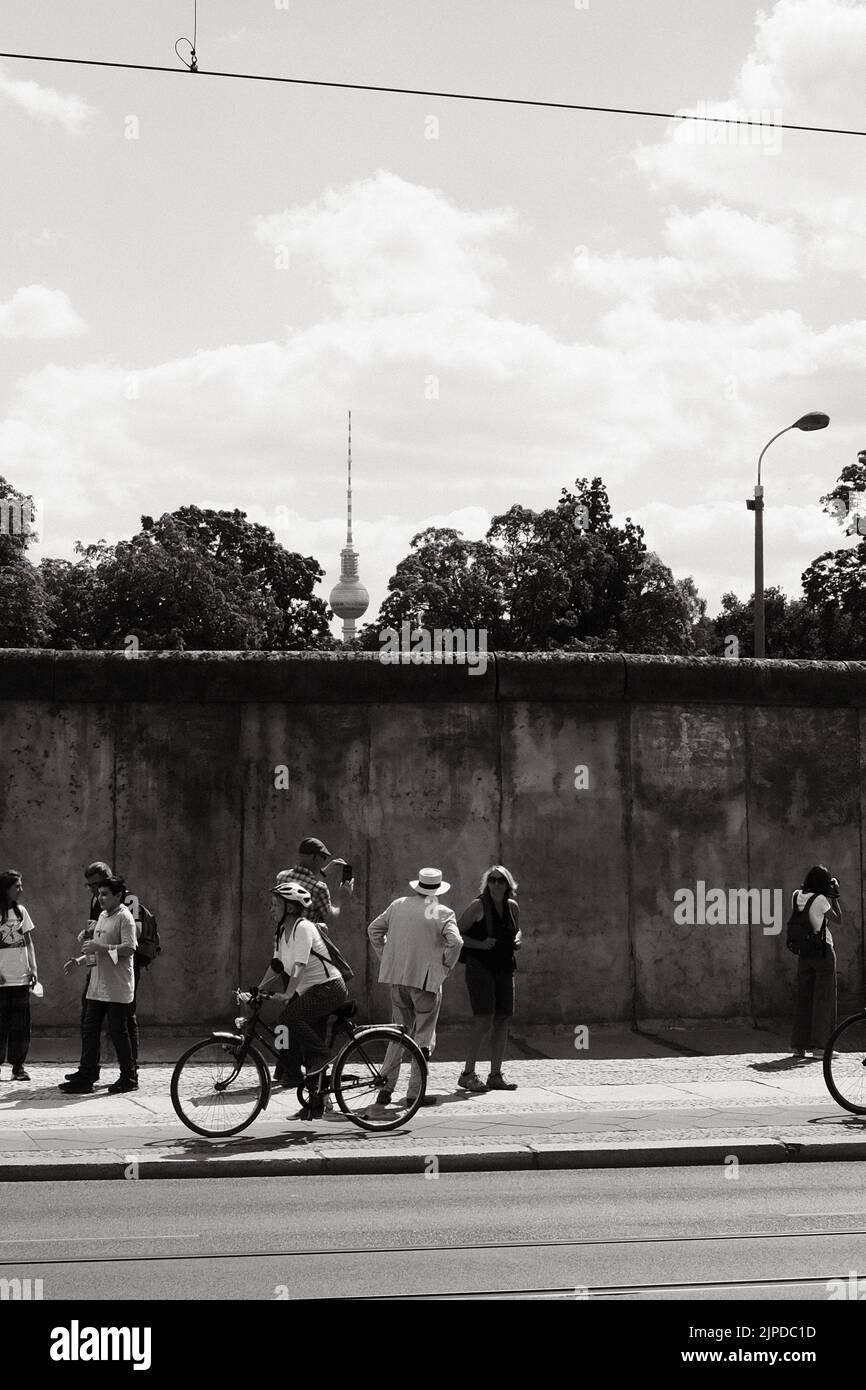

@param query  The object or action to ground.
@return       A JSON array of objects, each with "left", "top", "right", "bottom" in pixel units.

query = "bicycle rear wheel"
[
  {"left": 332, "top": 1028, "right": 427, "bottom": 1132},
  {"left": 824, "top": 1013, "right": 866, "bottom": 1115},
  {"left": 171, "top": 1038, "right": 269, "bottom": 1137}
]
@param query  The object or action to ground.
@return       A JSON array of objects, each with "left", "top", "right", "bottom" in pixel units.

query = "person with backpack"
[
  {"left": 63, "top": 863, "right": 160, "bottom": 1089},
  {"left": 260, "top": 880, "right": 349, "bottom": 1108},
  {"left": 787, "top": 864, "right": 841, "bottom": 1061},
  {"left": 0, "top": 869, "right": 39, "bottom": 1082},
  {"left": 60, "top": 875, "right": 138, "bottom": 1094}
]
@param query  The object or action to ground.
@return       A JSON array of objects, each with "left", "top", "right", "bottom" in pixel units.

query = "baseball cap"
[{"left": 298, "top": 836, "right": 331, "bottom": 857}]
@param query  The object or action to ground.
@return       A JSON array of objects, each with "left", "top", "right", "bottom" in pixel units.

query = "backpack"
[
  {"left": 786, "top": 891, "right": 826, "bottom": 958},
  {"left": 126, "top": 895, "right": 161, "bottom": 968},
  {"left": 310, "top": 922, "right": 354, "bottom": 984}
]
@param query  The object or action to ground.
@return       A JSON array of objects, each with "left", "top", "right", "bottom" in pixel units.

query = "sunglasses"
[{"left": 488, "top": 875, "right": 506, "bottom": 884}]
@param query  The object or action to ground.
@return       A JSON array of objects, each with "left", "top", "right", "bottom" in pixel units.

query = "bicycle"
[
  {"left": 170, "top": 987, "right": 429, "bottom": 1136},
  {"left": 823, "top": 1008, "right": 866, "bottom": 1114}
]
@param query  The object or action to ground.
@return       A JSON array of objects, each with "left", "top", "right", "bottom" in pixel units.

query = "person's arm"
[
  {"left": 25, "top": 932, "right": 37, "bottom": 982},
  {"left": 268, "top": 960, "right": 306, "bottom": 1004},
  {"left": 456, "top": 900, "right": 493, "bottom": 950},
  {"left": 828, "top": 886, "right": 842, "bottom": 924},
  {"left": 512, "top": 901, "right": 522, "bottom": 948},
  {"left": 367, "top": 906, "right": 390, "bottom": 959},
  {"left": 441, "top": 912, "right": 464, "bottom": 974},
  {"left": 113, "top": 909, "right": 137, "bottom": 959}
]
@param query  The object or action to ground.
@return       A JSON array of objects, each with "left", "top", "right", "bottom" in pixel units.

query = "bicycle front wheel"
[
  {"left": 824, "top": 1013, "right": 866, "bottom": 1115},
  {"left": 171, "top": 1038, "right": 269, "bottom": 1137},
  {"left": 332, "top": 1028, "right": 427, "bottom": 1132}
]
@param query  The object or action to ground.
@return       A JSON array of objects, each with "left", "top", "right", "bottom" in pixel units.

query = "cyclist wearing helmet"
[{"left": 261, "top": 880, "right": 348, "bottom": 1092}]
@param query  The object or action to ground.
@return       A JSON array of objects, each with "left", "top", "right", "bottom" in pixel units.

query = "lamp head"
[{"left": 793, "top": 412, "right": 830, "bottom": 432}]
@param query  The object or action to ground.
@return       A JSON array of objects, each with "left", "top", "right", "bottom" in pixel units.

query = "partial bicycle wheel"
[
  {"left": 171, "top": 1037, "right": 269, "bottom": 1137},
  {"left": 823, "top": 1012, "right": 866, "bottom": 1115},
  {"left": 332, "top": 1027, "right": 427, "bottom": 1132}
]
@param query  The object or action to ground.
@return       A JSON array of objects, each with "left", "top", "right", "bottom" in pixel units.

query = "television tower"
[{"left": 328, "top": 411, "right": 370, "bottom": 642}]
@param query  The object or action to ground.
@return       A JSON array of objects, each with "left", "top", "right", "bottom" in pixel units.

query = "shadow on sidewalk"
[
  {"left": 145, "top": 1122, "right": 422, "bottom": 1158},
  {"left": 749, "top": 1056, "right": 819, "bottom": 1072}
]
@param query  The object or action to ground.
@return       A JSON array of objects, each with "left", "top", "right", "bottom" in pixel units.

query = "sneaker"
[
  {"left": 486, "top": 1073, "right": 518, "bottom": 1090},
  {"left": 457, "top": 1070, "right": 487, "bottom": 1093},
  {"left": 791, "top": 1050, "right": 807, "bottom": 1059},
  {"left": 11, "top": 1067, "right": 30, "bottom": 1081},
  {"left": 59, "top": 1080, "right": 94, "bottom": 1094},
  {"left": 107, "top": 1078, "right": 138, "bottom": 1094}
]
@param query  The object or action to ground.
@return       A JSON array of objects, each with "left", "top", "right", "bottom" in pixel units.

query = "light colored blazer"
[{"left": 368, "top": 894, "right": 463, "bottom": 993}]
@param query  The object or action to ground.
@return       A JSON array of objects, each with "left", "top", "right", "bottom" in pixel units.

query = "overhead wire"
[{"left": 0, "top": 49, "right": 864, "bottom": 139}]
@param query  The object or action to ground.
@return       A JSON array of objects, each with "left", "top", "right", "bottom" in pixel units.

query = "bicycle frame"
[{"left": 208, "top": 990, "right": 418, "bottom": 1110}]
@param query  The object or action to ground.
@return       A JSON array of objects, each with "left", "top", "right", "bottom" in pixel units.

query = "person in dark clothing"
[
  {"left": 456, "top": 865, "right": 522, "bottom": 1092},
  {"left": 790, "top": 864, "right": 841, "bottom": 1061}
]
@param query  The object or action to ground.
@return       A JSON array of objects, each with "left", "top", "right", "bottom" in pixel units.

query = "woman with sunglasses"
[{"left": 456, "top": 865, "right": 521, "bottom": 1093}]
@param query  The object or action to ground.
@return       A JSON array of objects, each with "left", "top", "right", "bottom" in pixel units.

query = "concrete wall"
[{"left": 1, "top": 650, "right": 864, "bottom": 1029}]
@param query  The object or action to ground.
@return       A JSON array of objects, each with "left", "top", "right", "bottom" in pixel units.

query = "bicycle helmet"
[{"left": 270, "top": 880, "right": 312, "bottom": 909}]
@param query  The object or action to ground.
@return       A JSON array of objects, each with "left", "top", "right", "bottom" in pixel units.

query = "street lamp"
[{"left": 746, "top": 412, "right": 829, "bottom": 658}]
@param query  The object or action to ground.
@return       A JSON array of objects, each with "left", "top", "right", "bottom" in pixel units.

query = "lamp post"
[{"left": 746, "top": 412, "right": 829, "bottom": 658}]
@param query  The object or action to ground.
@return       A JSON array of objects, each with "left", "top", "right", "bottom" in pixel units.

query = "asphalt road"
[{"left": 3, "top": 1164, "right": 866, "bottom": 1300}]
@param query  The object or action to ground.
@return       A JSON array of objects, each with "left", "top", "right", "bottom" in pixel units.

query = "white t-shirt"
[
  {"left": 275, "top": 917, "right": 340, "bottom": 995},
  {"left": 0, "top": 906, "right": 35, "bottom": 987},
  {"left": 794, "top": 890, "right": 834, "bottom": 948}
]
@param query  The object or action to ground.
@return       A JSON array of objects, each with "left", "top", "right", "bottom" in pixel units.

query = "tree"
[
  {"left": 35, "top": 507, "right": 335, "bottom": 651},
  {"left": 360, "top": 478, "right": 707, "bottom": 654},
  {"left": 356, "top": 527, "right": 506, "bottom": 649}
]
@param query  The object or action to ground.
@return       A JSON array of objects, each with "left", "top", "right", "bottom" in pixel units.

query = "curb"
[{"left": 3, "top": 1135, "right": 866, "bottom": 1180}]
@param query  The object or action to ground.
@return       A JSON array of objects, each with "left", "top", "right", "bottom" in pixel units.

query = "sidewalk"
[{"left": 2, "top": 1025, "right": 865, "bottom": 1179}]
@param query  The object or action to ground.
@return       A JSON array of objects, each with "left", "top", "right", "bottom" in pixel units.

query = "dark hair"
[
  {"left": 0, "top": 870, "right": 23, "bottom": 923},
  {"left": 85, "top": 861, "right": 113, "bottom": 880},
  {"left": 99, "top": 875, "right": 127, "bottom": 899},
  {"left": 802, "top": 864, "right": 834, "bottom": 898}
]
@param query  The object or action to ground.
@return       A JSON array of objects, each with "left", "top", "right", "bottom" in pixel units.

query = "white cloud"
[
  {"left": 0, "top": 285, "right": 87, "bottom": 339},
  {"left": 563, "top": 205, "right": 801, "bottom": 301},
  {"left": 0, "top": 65, "right": 95, "bottom": 133},
  {"left": 253, "top": 169, "right": 516, "bottom": 313},
  {"left": 633, "top": 0, "right": 866, "bottom": 276}
]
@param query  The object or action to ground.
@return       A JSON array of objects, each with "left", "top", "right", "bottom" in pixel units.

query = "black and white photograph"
[{"left": 2, "top": 0, "right": 866, "bottom": 1359}]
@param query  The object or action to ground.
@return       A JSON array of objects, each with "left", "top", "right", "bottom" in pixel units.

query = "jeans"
[
  {"left": 0, "top": 986, "right": 31, "bottom": 1067},
  {"left": 80, "top": 1000, "right": 136, "bottom": 1082},
  {"left": 79, "top": 958, "right": 140, "bottom": 1077},
  {"left": 791, "top": 944, "right": 837, "bottom": 1051}
]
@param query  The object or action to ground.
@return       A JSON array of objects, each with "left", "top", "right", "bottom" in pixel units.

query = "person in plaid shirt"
[{"left": 276, "top": 837, "right": 354, "bottom": 936}]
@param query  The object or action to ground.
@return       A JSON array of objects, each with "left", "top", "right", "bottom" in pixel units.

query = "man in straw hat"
[{"left": 367, "top": 866, "right": 463, "bottom": 1107}]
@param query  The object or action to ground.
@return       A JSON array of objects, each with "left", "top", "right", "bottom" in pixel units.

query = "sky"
[{"left": 1, "top": 0, "right": 865, "bottom": 636}]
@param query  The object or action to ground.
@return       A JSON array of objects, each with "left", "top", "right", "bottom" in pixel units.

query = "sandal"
[
  {"left": 486, "top": 1072, "right": 517, "bottom": 1091},
  {"left": 457, "top": 1070, "right": 487, "bottom": 1093}
]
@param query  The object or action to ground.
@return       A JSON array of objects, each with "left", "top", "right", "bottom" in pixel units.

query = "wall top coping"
[{"left": 2, "top": 649, "right": 866, "bottom": 706}]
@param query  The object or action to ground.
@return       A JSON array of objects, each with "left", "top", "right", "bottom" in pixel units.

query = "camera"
[{"left": 830, "top": 877, "right": 840, "bottom": 897}]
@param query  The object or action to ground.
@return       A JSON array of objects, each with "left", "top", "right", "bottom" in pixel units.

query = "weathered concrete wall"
[{"left": 1, "top": 650, "right": 864, "bottom": 1029}]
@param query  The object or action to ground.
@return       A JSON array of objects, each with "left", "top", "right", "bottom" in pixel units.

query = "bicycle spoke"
[
  {"left": 333, "top": 1030, "right": 426, "bottom": 1130},
  {"left": 172, "top": 1041, "right": 266, "bottom": 1136},
  {"left": 826, "top": 1016, "right": 866, "bottom": 1115}
]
